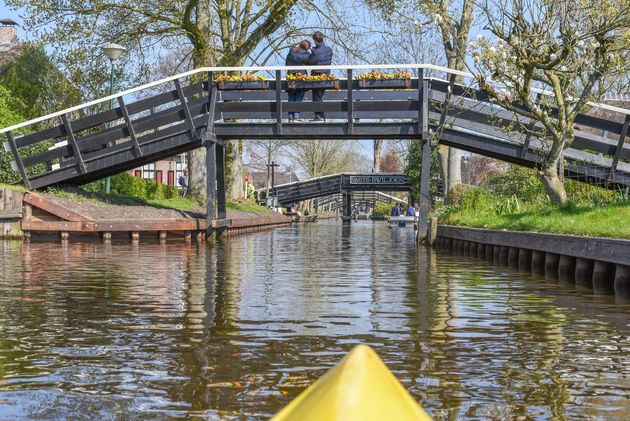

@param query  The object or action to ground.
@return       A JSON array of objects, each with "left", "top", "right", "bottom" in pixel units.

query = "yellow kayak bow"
[{"left": 271, "top": 344, "right": 432, "bottom": 421}]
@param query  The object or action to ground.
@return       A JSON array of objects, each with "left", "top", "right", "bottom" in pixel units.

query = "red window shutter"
[
  {"left": 156, "top": 170, "right": 163, "bottom": 184},
  {"left": 168, "top": 170, "right": 175, "bottom": 186},
  {"left": 134, "top": 170, "right": 141, "bottom": 178}
]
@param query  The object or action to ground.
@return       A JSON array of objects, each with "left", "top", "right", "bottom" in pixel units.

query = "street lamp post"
[{"left": 101, "top": 43, "right": 126, "bottom": 194}]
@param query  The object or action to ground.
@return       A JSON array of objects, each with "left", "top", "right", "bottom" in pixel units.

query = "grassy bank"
[
  {"left": 44, "top": 186, "right": 268, "bottom": 214},
  {"left": 441, "top": 200, "right": 630, "bottom": 239},
  {"left": 437, "top": 167, "right": 630, "bottom": 239}
]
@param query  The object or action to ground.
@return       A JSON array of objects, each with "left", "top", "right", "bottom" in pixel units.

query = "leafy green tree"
[
  {"left": 0, "top": 45, "right": 82, "bottom": 118},
  {"left": 471, "top": 0, "right": 630, "bottom": 206},
  {"left": 7, "top": 0, "right": 305, "bottom": 200},
  {"left": 0, "top": 85, "right": 27, "bottom": 183}
]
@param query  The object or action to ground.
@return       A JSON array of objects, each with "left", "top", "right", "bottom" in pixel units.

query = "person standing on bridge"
[
  {"left": 285, "top": 40, "right": 312, "bottom": 122},
  {"left": 307, "top": 31, "right": 333, "bottom": 122},
  {"left": 391, "top": 203, "right": 401, "bottom": 217}
]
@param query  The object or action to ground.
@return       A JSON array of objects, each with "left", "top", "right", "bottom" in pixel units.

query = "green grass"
[
  {"left": 226, "top": 200, "right": 269, "bottom": 212},
  {"left": 0, "top": 182, "right": 26, "bottom": 192},
  {"left": 145, "top": 197, "right": 199, "bottom": 211},
  {"left": 43, "top": 186, "right": 270, "bottom": 214},
  {"left": 441, "top": 201, "right": 630, "bottom": 239}
]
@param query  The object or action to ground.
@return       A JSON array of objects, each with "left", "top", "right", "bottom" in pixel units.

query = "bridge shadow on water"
[{"left": 0, "top": 221, "right": 629, "bottom": 419}]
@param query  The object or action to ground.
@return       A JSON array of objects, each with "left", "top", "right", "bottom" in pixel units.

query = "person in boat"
[
  {"left": 285, "top": 40, "right": 312, "bottom": 122},
  {"left": 391, "top": 203, "right": 401, "bottom": 217},
  {"left": 306, "top": 31, "right": 333, "bottom": 121},
  {"left": 406, "top": 203, "right": 415, "bottom": 217}
]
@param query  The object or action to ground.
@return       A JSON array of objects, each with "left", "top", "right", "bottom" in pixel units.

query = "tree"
[
  {"left": 8, "top": 0, "right": 303, "bottom": 199},
  {"left": 287, "top": 139, "right": 359, "bottom": 178},
  {"left": 245, "top": 139, "right": 290, "bottom": 197},
  {"left": 470, "top": 0, "right": 630, "bottom": 205},
  {"left": 0, "top": 85, "right": 27, "bottom": 183},
  {"left": 366, "top": 0, "right": 476, "bottom": 198},
  {"left": 372, "top": 139, "right": 383, "bottom": 172},
  {"left": 379, "top": 151, "right": 402, "bottom": 172},
  {"left": 0, "top": 44, "right": 82, "bottom": 118}
]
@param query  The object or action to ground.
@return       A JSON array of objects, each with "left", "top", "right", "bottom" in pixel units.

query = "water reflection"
[{"left": 0, "top": 221, "right": 629, "bottom": 419}]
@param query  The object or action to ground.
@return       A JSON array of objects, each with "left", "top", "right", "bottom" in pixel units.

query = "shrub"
[
  {"left": 447, "top": 184, "right": 474, "bottom": 206},
  {"left": 108, "top": 172, "right": 178, "bottom": 200},
  {"left": 373, "top": 202, "right": 394, "bottom": 217}
]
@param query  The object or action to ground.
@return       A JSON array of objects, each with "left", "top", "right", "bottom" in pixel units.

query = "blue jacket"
[
  {"left": 307, "top": 42, "right": 333, "bottom": 74},
  {"left": 285, "top": 48, "right": 310, "bottom": 74},
  {"left": 391, "top": 205, "right": 400, "bottom": 217}
]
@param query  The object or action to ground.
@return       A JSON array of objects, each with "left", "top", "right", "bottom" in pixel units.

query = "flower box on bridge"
[
  {"left": 286, "top": 80, "right": 341, "bottom": 90},
  {"left": 357, "top": 79, "right": 412, "bottom": 89},
  {"left": 216, "top": 80, "right": 270, "bottom": 90}
]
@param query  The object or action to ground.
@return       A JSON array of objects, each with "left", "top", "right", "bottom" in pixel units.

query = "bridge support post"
[
  {"left": 416, "top": 76, "right": 431, "bottom": 244},
  {"left": 216, "top": 143, "right": 228, "bottom": 237},
  {"left": 206, "top": 141, "right": 217, "bottom": 241},
  {"left": 342, "top": 191, "right": 352, "bottom": 222}
]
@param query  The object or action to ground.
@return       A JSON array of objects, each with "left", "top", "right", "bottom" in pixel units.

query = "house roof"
[
  {"left": 0, "top": 19, "right": 18, "bottom": 26},
  {"left": 248, "top": 171, "right": 299, "bottom": 189}
]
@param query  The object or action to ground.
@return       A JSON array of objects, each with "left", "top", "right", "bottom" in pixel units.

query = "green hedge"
[{"left": 85, "top": 172, "right": 179, "bottom": 200}]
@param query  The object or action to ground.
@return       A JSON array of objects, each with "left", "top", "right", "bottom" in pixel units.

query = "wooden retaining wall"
[
  {"left": 434, "top": 225, "right": 630, "bottom": 299},
  {"left": 0, "top": 190, "right": 291, "bottom": 242},
  {"left": 0, "top": 188, "right": 23, "bottom": 238}
]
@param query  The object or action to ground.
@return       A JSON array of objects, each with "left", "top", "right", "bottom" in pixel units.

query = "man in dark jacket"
[
  {"left": 306, "top": 31, "right": 333, "bottom": 121},
  {"left": 285, "top": 40, "right": 311, "bottom": 121}
]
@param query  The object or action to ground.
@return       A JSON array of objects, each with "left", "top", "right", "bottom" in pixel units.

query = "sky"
[{"left": 0, "top": 3, "right": 30, "bottom": 41}]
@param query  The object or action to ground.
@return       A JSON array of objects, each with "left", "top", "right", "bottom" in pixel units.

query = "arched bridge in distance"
[
  {"left": 2, "top": 64, "right": 629, "bottom": 241},
  {"left": 269, "top": 172, "right": 410, "bottom": 218}
]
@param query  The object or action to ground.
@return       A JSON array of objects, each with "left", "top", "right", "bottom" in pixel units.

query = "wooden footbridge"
[
  {"left": 2, "top": 64, "right": 629, "bottom": 240},
  {"left": 270, "top": 172, "right": 410, "bottom": 217}
]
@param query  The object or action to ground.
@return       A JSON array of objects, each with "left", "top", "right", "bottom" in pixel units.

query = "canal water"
[{"left": 0, "top": 220, "right": 629, "bottom": 420}]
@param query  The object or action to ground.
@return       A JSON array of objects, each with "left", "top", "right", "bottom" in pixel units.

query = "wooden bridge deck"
[
  {"left": 2, "top": 66, "right": 629, "bottom": 192},
  {"left": 271, "top": 173, "right": 410, "bottom": 206}
]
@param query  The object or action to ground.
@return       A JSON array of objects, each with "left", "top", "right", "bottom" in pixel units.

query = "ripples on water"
[{"left": 0, "top": 220, "right": 629, "bottom": 419}]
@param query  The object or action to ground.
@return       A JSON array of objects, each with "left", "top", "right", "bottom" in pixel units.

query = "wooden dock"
[{"left": 15, "top": 191, "right": 290, "bottom": 242}]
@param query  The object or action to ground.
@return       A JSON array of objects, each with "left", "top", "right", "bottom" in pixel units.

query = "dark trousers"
[
  {"left": 312, "top": 88, "right": 325, "bottom": 118},
  {"left": 288, "top": 89, "right": 305, "bottom": 119}
]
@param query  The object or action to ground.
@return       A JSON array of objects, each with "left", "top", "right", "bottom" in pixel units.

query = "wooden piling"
[
  {"left": 493, "top": 245, "right": 501, "bottom": 264},
  {"left": 101, "top": 232, "right": 112, "bottom": 243},
  {"left": 593, "top": 261, "right": 615, "bottom": 295},
  {"left": 518, "top": 249, "right": 532, "bottom": 271},
  {"left": 545, "top": 253, "right": 559, "bottom": 279},
  {"left": 485, "top": 244, "right": 494, "bottom": 262},
  {"left": 575, "top": 258, "right": 594, "bottom": 288},
  {"left": 508, "top": 247, "right": 519, "bottom": 268},
  {"left": 131, "top": 232, "right": 140, "bottom": 242},
  {"left": 614, "top": 264, "right": 630, "bottom": 299},
  {"left": 158, "top": 231, "right": 167, "bottom": 244},
  {"left": 477, "top": 243, "right": 485, "bottom": 259},
  {"left": 499, "top": 246, "right": 509, "bottom": 266},
  {"left": 531, "top": 250, "right": 545, "bottom": 275},
  {"left": 558, "top": 255, "right": 576, "bottom": 283}
]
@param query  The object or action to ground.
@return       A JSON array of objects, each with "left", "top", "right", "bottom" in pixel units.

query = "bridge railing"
[{"left": 1, "top": 64, "right": 629, "bottom": 189}]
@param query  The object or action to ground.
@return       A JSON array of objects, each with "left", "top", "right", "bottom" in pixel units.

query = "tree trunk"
[
  {"left": 186, "top": 2, "right": 213, "bottom": 200},
  {"left": 188, "top": 148, "right": 207, "bottom": 199},
  {"left": 373, "top": 139, "right": 383, "bottom": 171},
  {"left": 438, "top": 144, "right": 449, "bottom": 198},
  {"left": 448, "top": 147, "right": 462, "bottom": 189},
  {"left": 227, "top": 139, "right": 244, "bottom": 199},
  {"left": 541, "top": 165, "right": 568, "bottom": 206}
]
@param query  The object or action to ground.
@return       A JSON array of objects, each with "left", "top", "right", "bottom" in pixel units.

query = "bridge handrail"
[
  {"left": 2, "top": 63, "right": 629, "bottom": 135},
  {"left": 271, "top": 172, "right": 407, "bottom": 189}
]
